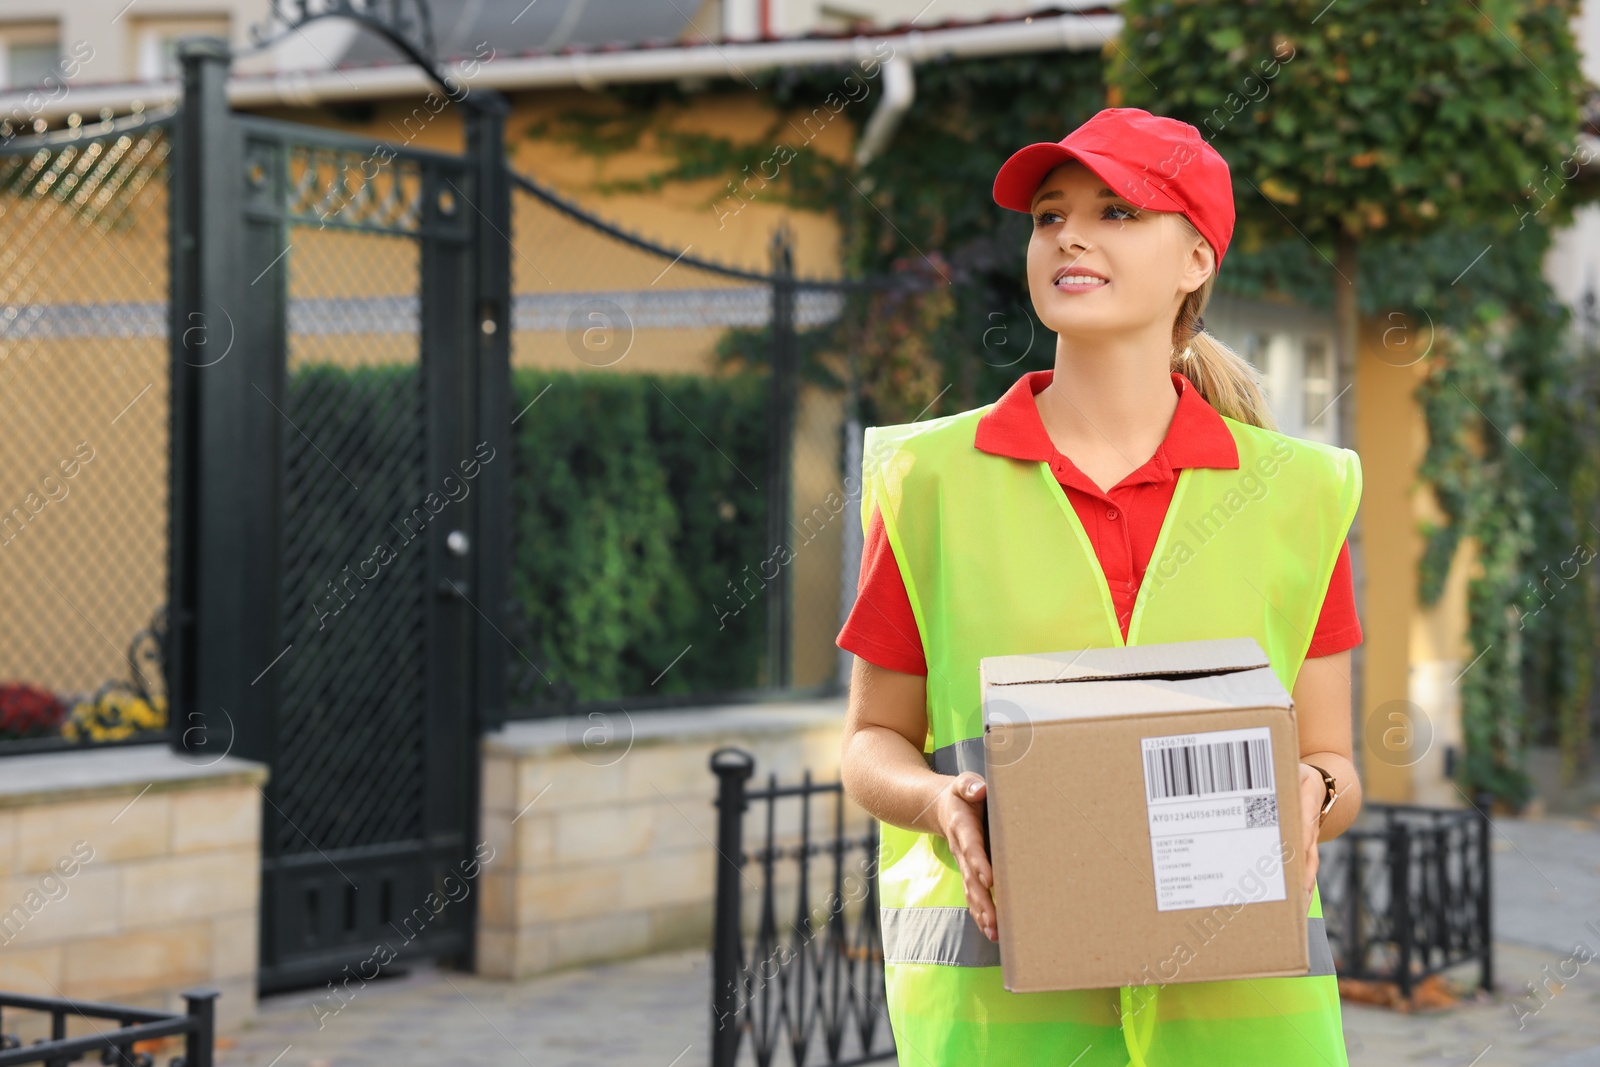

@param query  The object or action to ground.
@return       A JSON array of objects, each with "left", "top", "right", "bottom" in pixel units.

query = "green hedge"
[
  {"left": 506, "top": 369, "right": 770, "bottom": 708},
  {"left": 281, "top": 365, "right": 771, "bottom": 713}
]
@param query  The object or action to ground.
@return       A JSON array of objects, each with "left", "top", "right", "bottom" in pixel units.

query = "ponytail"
[{"left": 1170, "top": 217, "right": 1278, "bottom": 432}]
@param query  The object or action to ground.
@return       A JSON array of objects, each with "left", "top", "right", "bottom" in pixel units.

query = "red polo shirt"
[{"left": 836, "top": 369, "right": 1362, "bottom": 676}]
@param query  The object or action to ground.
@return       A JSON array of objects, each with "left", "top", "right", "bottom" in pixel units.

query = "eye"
[{"left": 1032, "top": 204, "right": 1139, "bottom": 227}]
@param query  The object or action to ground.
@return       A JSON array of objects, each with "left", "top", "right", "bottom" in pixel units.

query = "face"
[{"left": 1025, "top": 160, "right": 1214, "bottom": 340}]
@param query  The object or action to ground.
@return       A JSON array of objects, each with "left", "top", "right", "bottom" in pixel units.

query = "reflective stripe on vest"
[
  {"left": 880, "top": 905, "right": 1338, "bottom": 978},
  {"left": 861, "top": 403, "right": 1362, "bottom": 1066}
]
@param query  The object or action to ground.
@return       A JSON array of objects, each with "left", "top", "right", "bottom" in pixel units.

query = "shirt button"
[{"left": 1106, "top": 508, "right": 1119, "bottom": 520}]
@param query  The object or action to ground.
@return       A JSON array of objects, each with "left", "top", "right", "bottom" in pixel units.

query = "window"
[
  {"left": 1238, "top": 329, "right": 1300, "bottom": 429},
  {"left": 0, "top": 23, "right": 60, "bottom": 89},
  {"left": 1238, "top": 330, "right": 1268, "bottom": 371},
  {"left": 1200, "top": 294, "right": 1341, "bottom": 444},
  {"left": 1242, "top": 331, "right": 1338, "bottom": 444},
  {"left": 131, "top": 16, "right": 230, "bottom": 80},
  {"left": 1301, "top": 337, "right": 1335, "bottom": 441}
]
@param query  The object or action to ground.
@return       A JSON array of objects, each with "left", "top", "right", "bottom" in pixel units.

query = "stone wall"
[
  {"left": 0, "top": 746, "right": 269, "bottom": 1034},
  {"left": 0, "top": 701, "right": 860, "bottom": 1018},
  {"left": 476, "top": 697, "right": 859, "bottom": 979}
]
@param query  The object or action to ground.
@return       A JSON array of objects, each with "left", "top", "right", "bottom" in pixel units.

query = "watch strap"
[{"left": 1306, "top": 762, "right": 1337, "bottom": 824}]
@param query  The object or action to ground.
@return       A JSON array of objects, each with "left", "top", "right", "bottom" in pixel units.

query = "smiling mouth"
[{"left": 1053, "top": 269, "right": 1109, "bottom": 290}]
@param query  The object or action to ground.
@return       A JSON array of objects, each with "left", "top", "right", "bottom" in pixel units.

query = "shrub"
[{"left": 507, "top": 369, "right": 769, "bottom": 708}]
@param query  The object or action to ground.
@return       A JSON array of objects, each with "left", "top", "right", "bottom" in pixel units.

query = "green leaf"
[{"left": 1205, "top": 27, "right": 1245, "bottom": 53}]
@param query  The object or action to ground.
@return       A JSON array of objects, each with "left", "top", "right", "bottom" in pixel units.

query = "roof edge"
[{"left": 0, "top": 10, "right": 1120, "bottom": 126}]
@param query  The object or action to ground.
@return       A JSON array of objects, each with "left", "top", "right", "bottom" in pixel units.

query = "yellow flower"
[{"left": 59, "top": 689, "right": 167, "bottom": 743}]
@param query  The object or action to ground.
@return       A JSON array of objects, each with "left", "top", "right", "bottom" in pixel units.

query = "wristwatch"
[{"left": 1306, "top": 763, "right": 1338, "bottom": 826}]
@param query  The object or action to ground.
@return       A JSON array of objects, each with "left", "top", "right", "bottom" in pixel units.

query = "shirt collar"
[{"left": 973, "top": 368, "right": 1240, "bottom": 482}]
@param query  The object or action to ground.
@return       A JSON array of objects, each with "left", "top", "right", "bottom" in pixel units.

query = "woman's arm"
[
  {"left": 1292, "top": 649, "right": 1365, "bottom": 905},
  {"left": 840, "top": 656, "right": 1001, "bottom": 940}
]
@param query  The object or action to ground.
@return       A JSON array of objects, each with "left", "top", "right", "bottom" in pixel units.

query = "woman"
[{"left": 837, "top": 108, "right": 1362, "bottom": 1065}]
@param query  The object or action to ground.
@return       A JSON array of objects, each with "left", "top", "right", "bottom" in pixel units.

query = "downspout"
[{"left": 853, "top": 50, "right": 914, "bottom": 168}]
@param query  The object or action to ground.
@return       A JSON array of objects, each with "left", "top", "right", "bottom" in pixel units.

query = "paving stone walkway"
[
  {"left": 218, "top": 949, "right": 710, "bottom": 1067},
  {"left": 213, "top": 814, "right": 1600, "bottom": 1067},
  {"left": 1337, "top": 813, "right": 1600, "bottom": 1067}
]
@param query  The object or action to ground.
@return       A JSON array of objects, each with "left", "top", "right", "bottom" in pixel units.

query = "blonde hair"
[{"left": 1170, "top": 216, "right": 1278, "bottom": 431}]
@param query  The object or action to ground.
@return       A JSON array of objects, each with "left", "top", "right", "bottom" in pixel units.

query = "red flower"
[{"left": 0, "top": 683, "right": 68, "bottom": 740}]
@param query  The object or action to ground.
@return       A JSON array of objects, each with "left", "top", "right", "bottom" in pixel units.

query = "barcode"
[{"left": 1144, "top": 737, "right": 1274, "bottom": 800}]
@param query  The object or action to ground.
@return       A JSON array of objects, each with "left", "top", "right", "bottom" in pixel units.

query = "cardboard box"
[{"left": 980, "top": 636, "right": 1309, "bottom": 992}]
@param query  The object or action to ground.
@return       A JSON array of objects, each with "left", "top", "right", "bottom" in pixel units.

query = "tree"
[{"left": 1107, "top": 0, "right": 1586, "bottom": 800}]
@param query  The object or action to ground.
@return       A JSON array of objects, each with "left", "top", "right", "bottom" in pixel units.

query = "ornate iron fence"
[
  {"left": 710, "top": 747, "right": 894, "bottom": 1067},
  {"left": 1318, "top": 797, "right": 1495, "bottom": 1001},
  {"left": 0, "top": 987, "right": 216, "bottom": 1067}
]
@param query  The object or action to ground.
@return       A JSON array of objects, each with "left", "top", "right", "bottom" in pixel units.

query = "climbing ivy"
[{"left": 1217, "top": 215, "right": 1597, "bottom": 809}]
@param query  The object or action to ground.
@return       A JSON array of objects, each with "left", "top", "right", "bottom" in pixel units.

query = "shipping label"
[{"left": 1140, "top": 726, "right": 1286, "bottom": 911}]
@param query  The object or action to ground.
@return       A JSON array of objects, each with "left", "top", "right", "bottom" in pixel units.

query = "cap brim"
[{"left": 992, "top": 143, "right": 1184, "bottom": 214}]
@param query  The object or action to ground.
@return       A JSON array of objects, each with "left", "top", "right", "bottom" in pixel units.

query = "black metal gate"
[{"left": 168, "top": 39, "right": 510, "bottom": 991}]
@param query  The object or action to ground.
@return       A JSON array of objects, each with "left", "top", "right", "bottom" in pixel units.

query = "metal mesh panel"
[
  {"left": 274, "top": 223, "right": 427, "bottom": 853},
  {"left": 0, "top": 122, "right": 172, "bottom": 744},
  {"left": 506, "top": 180, "right": 856, "bottom": 710}
]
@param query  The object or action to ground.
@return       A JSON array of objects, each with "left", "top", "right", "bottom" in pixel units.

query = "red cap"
[{"left": 992, "top": 107, "right": 1235, "bottom": 270}]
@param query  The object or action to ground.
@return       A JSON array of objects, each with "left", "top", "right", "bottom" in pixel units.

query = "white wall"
[
  {"left": 0, "top": 0, "right": 374, "bottom": 88},
  {"left": 1543, "top": 1, "right": 1600, "bottom": 337},
  {"left": 0, "top": 1, "right": 260, "bottom": 84}
]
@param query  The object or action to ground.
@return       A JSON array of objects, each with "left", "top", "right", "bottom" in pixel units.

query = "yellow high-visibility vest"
[{"left": 859, "top": 399, "right": 1361, "bottom": 1066}]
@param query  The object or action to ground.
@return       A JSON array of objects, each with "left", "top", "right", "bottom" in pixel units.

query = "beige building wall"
[
  {"left": 1354, "top": 313, "right": 1473, "bottom": 806},
  {"left": 257, "top": 87, "right": 848, "bottom": 372},
  {"left": 258, "top": 87, "right": 847, "bottom": 278},
  {"left": 1409, "top": 533, "right": 1475, "bottom": 808},
  {"left": 789, "top": 386, "right": 848, "bottom": 688}
]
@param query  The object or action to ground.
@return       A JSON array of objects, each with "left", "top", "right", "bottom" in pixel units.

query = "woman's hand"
[
  {"left": 1298, "top": 762, "right": 1325, "bottom": 910},
  {"left": 936, "top": 771, "right": 998, "bottom": 941}
]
